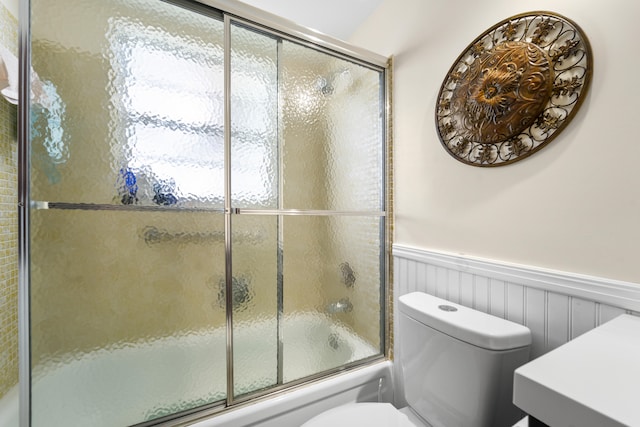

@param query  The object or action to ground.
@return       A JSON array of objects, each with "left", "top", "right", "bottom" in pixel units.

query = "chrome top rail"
[{"left": 194, "top": 0, "right": 388, "bottom": 68}]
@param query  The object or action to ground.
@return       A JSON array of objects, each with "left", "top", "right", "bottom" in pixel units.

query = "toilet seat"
[{"left": 301, "top": 403, "right": 425, "bottom": 427}]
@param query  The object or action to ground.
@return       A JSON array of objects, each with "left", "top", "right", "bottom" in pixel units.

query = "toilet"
[{"left": 303, "top": 291, "right": 532, "bottom": 427}]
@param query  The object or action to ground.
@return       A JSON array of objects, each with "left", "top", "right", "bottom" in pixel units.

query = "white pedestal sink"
[{"left": 513, "top": 314, "right": 640, "bottom": 427}]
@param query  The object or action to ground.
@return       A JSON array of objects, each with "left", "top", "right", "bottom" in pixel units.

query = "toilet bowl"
[{"left": 302, "top": 292, "right": 532, "bottom": 427}]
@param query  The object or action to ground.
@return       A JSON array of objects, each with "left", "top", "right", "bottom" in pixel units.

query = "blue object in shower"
[{"left": 118, "top": 167, "right": 138, "bottom": 205}]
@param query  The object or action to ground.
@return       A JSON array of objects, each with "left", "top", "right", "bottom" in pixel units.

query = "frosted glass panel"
[
  {"left": 230, "top": 23, "right": 279, "bottom": 209},
  {"left": 30, "top": 0, "right": 224, "bottom": 208},
  {"left": 28, "top": 1, "right": 386, "bottom": 422},
  {"left": 29, "top": 0, "right": 227, "bottom": 425},
  {"left": 30, "top": 210, "right": 226, "bottom": 426},
  {"left": 231, "top": 215, "right": 278, "bottom": 397},
  {"left": 282, "top": 215, "right": 382, "bottom": 382},
  {"left": 280, "top": 41, "right": 384, "bottom": 211}
]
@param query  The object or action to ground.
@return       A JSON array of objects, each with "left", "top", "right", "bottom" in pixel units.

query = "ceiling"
[{"left": 237, "top": 0, "right": 383, "bottom": 40}]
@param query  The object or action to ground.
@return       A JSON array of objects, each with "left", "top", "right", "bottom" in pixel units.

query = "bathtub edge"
[{"left": 187, "top": 360, "right": 393, "bottom": 427}]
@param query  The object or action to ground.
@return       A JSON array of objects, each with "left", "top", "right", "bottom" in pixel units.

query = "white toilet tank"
[{"left": 398, "top": 292, "right": 531, "bottom": 427}]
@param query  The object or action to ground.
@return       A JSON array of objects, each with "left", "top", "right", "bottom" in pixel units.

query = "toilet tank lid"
[{"left": 399, "top": 292, "right": 532, "bottom": 350}]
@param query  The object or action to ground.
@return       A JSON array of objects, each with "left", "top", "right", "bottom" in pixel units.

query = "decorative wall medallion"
[{"left": 436, "top": 11, "right": 592, "bottom": 166}]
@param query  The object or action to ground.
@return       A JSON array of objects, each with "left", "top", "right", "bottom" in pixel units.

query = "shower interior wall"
[
  {"left": 29, "top": 0, "right": 382, "bottom": 371},
  {"left": 0, "top": 0, "right": 18, "bottom": 401}
]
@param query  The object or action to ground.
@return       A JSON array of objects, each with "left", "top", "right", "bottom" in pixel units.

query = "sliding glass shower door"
[
  {"left": 230, "top": 22, "right": 386, "bottom": 391},
  {"left": 229, "top": 21, "right": 386, "bottom": 396},
  {"left": 29, "top": 1, "right": 229, "bottom": 425},
  {"left": 25, "top": 0, "right": 387, "bottom": 425}
]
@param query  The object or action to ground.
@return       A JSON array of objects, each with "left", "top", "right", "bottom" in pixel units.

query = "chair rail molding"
[
  {"left": 393, "top": 244, "right": 640, "bottom": 313},
  {"left": 393, "top": 244, "right": 640, "bottom": 358}
]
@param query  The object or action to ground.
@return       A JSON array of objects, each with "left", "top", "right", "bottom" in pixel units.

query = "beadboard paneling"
[{"left": 393, "top": 245, "right": 640, "bottom": 357}]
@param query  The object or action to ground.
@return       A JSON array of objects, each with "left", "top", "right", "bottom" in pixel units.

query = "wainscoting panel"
[{"left": 393, "top": 245, "right": 640, "bottom": 358}]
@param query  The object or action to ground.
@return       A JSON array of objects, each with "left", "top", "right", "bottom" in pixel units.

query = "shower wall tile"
[
  {"left": 0, "top": 0, "right": 17, "bottom": 401},
  {"left": 393, "top": 245, "right": 640, "bottom": 358}
]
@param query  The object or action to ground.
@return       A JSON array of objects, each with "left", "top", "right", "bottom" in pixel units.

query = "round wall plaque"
[{"left": 435, "top": 11, "right": 592, "bottom": 166}]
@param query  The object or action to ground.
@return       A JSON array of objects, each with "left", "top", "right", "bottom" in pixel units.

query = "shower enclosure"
[{"left": 19, "top": 0, "right": 389, "bottom": 425}]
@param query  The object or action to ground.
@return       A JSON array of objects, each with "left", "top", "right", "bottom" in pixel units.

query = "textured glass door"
[
  {"left": 229, "top": 20, "right": 385, "bottom": 397},
  {"left": 277, "top": 37, "right": 385, "bottom": 382},
  {"left": 26, "top": 1, "right": 387, "bottom": 424},
  {"left": 29, "top": 1, "right": 226, "bottom": 425},
  {"left": 228, "top": 22, "right": 280, "bottom": 399}
]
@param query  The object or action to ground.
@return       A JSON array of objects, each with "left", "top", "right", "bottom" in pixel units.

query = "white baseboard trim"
[{"left": 393, "top": 244, "right": 640, "bottom": 313}]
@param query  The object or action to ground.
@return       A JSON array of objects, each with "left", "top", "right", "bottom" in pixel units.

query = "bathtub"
[{"left": 3, "top": 313, "right": 390, "bottom": 427}]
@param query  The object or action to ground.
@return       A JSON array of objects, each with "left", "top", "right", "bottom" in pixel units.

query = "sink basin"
[{"left": 513, "top": 314, "right": 640, "bottom": 427}]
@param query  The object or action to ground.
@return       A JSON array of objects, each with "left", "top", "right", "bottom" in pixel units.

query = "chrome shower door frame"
[{"left": 17, "top": 1, "right": 392, "bottom": 425}]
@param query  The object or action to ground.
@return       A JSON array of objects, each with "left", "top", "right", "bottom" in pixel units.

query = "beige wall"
[{"left": 351, "top": 0, "right": 640, "bottom": 284}]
